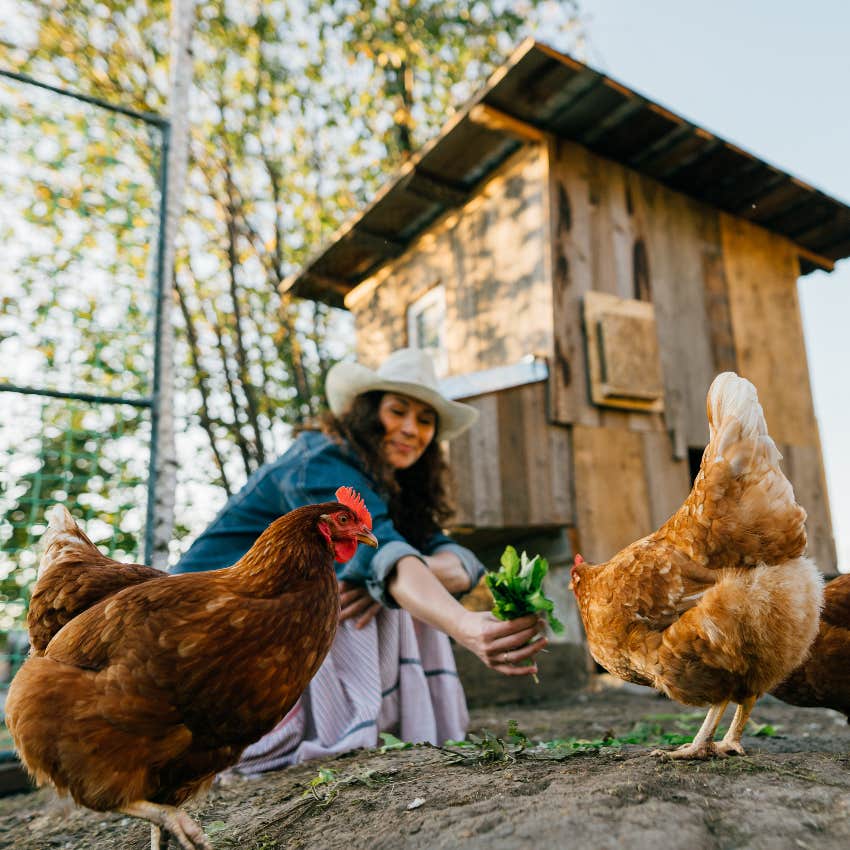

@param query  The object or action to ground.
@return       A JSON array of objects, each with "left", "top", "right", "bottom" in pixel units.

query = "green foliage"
[
  {"left": 435, "top": 713, "right": 778, "bottom": 765},
  {"left": 486, "top": 546, "right": 564, "bottom": 634},
  {"left": 378, "top": 732, "right": 413, "bottom": 752},
  {"left": 301, "top": 767, "right": 392, "bottom": 805}
]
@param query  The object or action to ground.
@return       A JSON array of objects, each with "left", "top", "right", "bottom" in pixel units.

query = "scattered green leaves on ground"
[
  {"left": 379, "top": 732, "right": 413, "bottom": 752},
  {"left": 430, "top": 712, "right": 780, "bottom": 766}
]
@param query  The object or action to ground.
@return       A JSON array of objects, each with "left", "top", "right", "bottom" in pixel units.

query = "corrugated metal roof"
[{"left": 283, "top": 39, "right": 850, "bottom": 308}]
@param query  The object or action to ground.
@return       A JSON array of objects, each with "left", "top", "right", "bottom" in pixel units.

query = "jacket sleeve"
[
  {"left": 292, "top": 443, "right": 425, "bottom": 607},
  {"left": 423, "top": 535, "right": 486, "bottom": 592}
]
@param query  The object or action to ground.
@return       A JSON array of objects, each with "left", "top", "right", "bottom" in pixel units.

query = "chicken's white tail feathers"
[
  {"left": 707, "top": 372, "right": 781, "bottom": 474},
  {"left": 38, "top": 505, "right": 91, "bottom": 579}
]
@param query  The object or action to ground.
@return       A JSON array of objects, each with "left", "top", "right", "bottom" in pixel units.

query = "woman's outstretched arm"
[{"left": 387, "top": 556, "right": 547, "bottom": 677}]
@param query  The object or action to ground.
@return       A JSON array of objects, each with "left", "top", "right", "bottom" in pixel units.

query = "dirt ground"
[{"left": 1, "top": 680, "right": 849, "bottom": 850}]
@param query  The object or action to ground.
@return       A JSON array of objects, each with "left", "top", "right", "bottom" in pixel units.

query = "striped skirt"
[{"left": 236, "top": 607, "right": 469, "bottom": 773}]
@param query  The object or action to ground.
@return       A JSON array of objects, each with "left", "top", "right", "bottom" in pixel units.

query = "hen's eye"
[{"left": 338, "top": 514, "right": 349, "bottom": 524}]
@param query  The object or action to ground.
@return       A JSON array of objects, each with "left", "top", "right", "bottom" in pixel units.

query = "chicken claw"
[
  {"left": 122, "top": 801, "right": 212, "bottom": 850},
  {"left": 651, "top": 741, "right": 738, "bottom": 760},
  {"left": 651, "top": 700, "right": 732, "bottom": 760}
]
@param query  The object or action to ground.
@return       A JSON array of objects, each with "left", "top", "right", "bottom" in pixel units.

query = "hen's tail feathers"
[
  {"left": 700, "top": 372, "right": 807, "bottom": 565},
  {"left": 706, "top": 372, "right": 781, "bottom": 473},
  {"left": 38, "top": 505, "right": 99, "bottom": 580}
]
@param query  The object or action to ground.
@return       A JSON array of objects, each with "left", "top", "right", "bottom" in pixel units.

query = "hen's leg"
[
  {"left": 652, "top": 700, "right": 729, "bottom": 759},
  {"left": 120, "top": 801, "right": 211, "bottom": 850},
  {"left": 151, "top": 824, "right": 171, "bottom": 850},
  {"left": 715, "top": 694, "right": 757, "bottom": 756}
]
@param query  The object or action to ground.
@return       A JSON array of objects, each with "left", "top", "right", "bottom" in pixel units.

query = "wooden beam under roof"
[
  {"left": 279, "top": 270, "right": 350, "bottom": 298},
  {"left": 347, "top": 227, "right": 406, "bottom": 257},
  {"left": 399, "top": 168, "right": 470, "bottom": 207},
  {"left": 468, "top": 104, "right": 546, "bottom": 144},
  {"left": 795, "top": 244, "right": 835, "bottom": 273}
]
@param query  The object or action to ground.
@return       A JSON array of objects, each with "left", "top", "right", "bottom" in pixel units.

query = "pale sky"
[{"left": 573, "top": 0, "right": 850, "bottom": 571}]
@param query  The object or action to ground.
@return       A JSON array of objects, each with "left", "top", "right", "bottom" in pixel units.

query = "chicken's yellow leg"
[
  {"left": 652, "top": 699, "right": 729, "bottom": 760},
  {"left": 120, "top": 801, "right": 211, "bottom": 850},
  {"left": 151, "top": 824, "right": 170, "bottom": 850},
  {"left": 715, "top": 694, "right": 757, "bottom": 756}
]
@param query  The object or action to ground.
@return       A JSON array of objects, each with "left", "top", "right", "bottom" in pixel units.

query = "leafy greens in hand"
[{"left": 486, "top": 546, "right": 564, "bottom": 634}]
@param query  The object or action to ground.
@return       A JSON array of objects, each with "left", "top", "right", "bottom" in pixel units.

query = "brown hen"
[
  {"left": 771, "top": 573, "right": 850, "bottom": 721},
  {"left": 6, "top": 487, "right": 377, "bottom": 850},
  {"left": 571, "top": 372, "right": 824, "bottom": 759}
]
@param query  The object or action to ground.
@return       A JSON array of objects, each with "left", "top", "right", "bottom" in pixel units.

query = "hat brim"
[{"left": 326, "top": 361, "right": 478, "bottom": 441}]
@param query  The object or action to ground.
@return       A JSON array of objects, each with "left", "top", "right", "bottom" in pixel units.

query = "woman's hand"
[
  {"left": 454, "top": 610, "right": 548, "bottom": 677},
  {"left": 339, "top": 580, "right": 382, "bottom": 629}
]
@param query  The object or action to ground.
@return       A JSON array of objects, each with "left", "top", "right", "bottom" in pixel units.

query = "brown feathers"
[
  {"left": 5, "top": 500, "right": 350, "bottom": 814},
  {"left": 771, "top": 573, "right": 850, "bottom": 720},
  {"left": 571, "top": 372, "right": 823, "bottom": 710}
]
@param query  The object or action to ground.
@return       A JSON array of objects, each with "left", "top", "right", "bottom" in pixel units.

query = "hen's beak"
[{"left": 356, "top": 527, "right": 378, "bottom": 548}]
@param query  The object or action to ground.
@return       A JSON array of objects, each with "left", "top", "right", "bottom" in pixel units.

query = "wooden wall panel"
[
  {"left": 548, "top": 138, "right": 720, "bottom": 451},
  {"left": 781, "top": 443, "right": 838, "bottom": 574},
  {"left": 446, "top": 382, "right": 573, "bottom": 530},
  {"left": 641, "top": 430, "right": 692, "bottom": 529},
  {"left": 626, "top": 172, "right": 719, "bottom": 456},
  {"left": 447, "top": 147, "right": 550, "bottom": 374},
  {"left": 462, "top": 394, "right": 502, "bottom": 527},
  {"left": 548, "top": 139, "right": 600, "bottom": 428},
  {"left": 719, "top": 213, "right": 819, "bottom": 447},
  {"left": 572, "top": 424, "right": 653, "bottom": 563},
  {"left": 349, "top": 146, "right": 550, "bottom": 377}
]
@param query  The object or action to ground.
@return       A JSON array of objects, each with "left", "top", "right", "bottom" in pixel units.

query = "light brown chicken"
[
  {"left": 570, "top": 372, "right": 824, "bottom": 759},
  {"left": 6, "top": 487, "right": 377, "bottom": 850},
  {"left": 771, "top": 573, "right": 850, "bottom": 721}
]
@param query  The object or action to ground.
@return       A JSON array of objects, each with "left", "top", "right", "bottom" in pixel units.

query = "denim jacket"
[{"left": 172, "top": 430, "right": 484, "bottom": 606}]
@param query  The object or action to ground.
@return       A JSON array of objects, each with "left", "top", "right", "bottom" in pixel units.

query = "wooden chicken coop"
[{"left": 283, "top": 40, "right": 848, "bottom": 698}]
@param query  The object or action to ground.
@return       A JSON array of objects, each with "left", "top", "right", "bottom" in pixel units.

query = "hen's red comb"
[
  {"left": 574, "top": 554, "right": 584, "bottom": 565},
  {"left": 335, "top": 486, "right": 372, "bottom": 530}
]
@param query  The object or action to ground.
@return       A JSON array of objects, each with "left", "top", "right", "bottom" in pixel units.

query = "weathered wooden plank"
[
  {"left": 445, "top": 424, "right": 476, "bottom": 529},
  {"left": 548, "top": 422, "right": 575, "bottom": 525},
  {"left": 719, "top": 213, "right": 819, "bottom": 446},
  {"left": 466, "top": 394, "right": 503, "bottom": 527},
  {"left": 627, "top": 170, "right": 718, "bottom": 457},
  {"left": 641, "top": 430, "right": 692, "bottom": 529},
  {"left": 781, "top": 442, "right": 838, "bottom": 575},
  {"left": 448, "top": 146, "right": 550, "bottom": 375},
  {"left": 518, "top": 382, "right": 551, "bottom": 525},
  {"left": 497, "top": 387, "right": 530, "bottom": 526},
  {"left": 700, "top": 229, "right": 738, "bottom": 374},
  {"left": 548, "top": 138, "right": 600, "bottom": 427},
  {"left": 572, "top": 424, "right": 653, "bottom": 563}
]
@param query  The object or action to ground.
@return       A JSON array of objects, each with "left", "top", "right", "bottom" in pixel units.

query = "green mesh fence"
[{"left": 0, "top": 71, "right": 165, "bottom": 688}]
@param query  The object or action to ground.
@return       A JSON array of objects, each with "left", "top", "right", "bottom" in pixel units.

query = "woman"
[{"left": 174, "top": 348, "right": 547, "bottom": 771}]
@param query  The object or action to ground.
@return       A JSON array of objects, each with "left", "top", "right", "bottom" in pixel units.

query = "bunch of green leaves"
[{"left": 486, "top": 546, "right": 564, "bottom": 634}]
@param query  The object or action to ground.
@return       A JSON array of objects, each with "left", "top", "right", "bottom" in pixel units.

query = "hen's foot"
[
  {"left": 151, "top": 825, "right": 170, "bottom": 850},
  {"left": 123, "top": 801, "right": 212, "bottom": 850},
  {"left": 651, "top": 742, "right": 729, "bottom": 760},
  {"left": 714, "top": 739, "right": 746, "bottom": 757}
]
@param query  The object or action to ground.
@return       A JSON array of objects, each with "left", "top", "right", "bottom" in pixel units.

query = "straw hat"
[{"left": 325, "top": 348, "right": 478, "bottom": 441}]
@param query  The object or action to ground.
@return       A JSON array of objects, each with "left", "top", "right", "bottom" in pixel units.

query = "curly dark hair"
[{"left": 322, "top": 391, "right": 454, "bottom": 550}]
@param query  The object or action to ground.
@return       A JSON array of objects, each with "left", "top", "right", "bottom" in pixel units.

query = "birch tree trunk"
[{"left": 150, "top": 0, "right": 195, "bottom": 569}]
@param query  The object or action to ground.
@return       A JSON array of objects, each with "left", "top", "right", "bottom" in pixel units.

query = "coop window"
[
  {"left": 688, "top": 447, "right": 704, "bottom": 485},
  {"left": 407, "top": 285, "right": 447, "bottom": 376}
]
